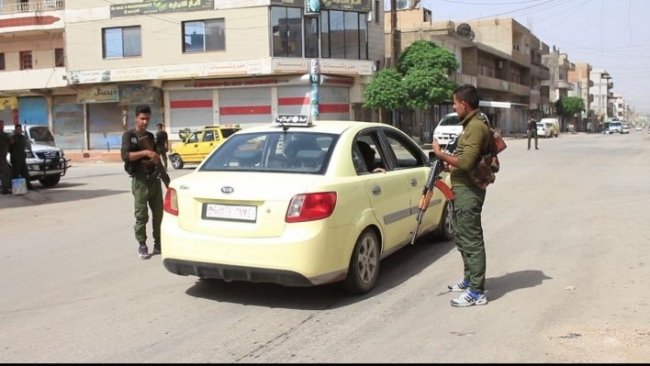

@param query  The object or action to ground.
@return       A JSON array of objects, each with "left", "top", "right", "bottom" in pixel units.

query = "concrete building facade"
[{"left": 1, "top": 0, "right": 385, "bottom": 154}]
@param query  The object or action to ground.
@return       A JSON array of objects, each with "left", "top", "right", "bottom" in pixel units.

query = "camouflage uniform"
[
  {"left": 450, "top": 109, "right": 491, "bottom": 294},
  {"left": 121, "top": 129, "right": 163, "bottom": 248}
]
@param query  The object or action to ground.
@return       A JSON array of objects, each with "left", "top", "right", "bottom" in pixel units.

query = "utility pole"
[{"left": 390, "top": 0, "right": 399, "bottom": 68}]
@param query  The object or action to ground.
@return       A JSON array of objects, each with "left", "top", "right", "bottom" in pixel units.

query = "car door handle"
[
  {"left": 371, "top": 185, "right": 381, "bottom": 196},
  {"left": 410, "top": 178, "right": 418, "bottom": 187}
]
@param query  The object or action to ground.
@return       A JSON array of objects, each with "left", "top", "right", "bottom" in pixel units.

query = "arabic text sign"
[{"left": 110, "top": 0, "right": 215, "bottom": 17}]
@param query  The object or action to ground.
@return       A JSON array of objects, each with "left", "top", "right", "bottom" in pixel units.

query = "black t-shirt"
[
  {"left": 121, "top": 129, "right": 157, "bottom": 176},
  {"left": 155, "top": 130, "right": 168, "bottom": 152}
]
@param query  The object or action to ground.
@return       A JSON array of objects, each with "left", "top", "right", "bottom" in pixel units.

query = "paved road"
[{"left": 1, "top": 132, "right": 649, "bottom": 362}]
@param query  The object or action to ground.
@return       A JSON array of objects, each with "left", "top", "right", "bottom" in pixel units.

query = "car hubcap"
[{"left": 357, "top": 235, "right": 378, "bottom": 283}]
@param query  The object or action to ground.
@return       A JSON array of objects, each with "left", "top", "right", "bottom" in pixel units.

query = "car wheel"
[
  {"left": 170, "top": 154, "right": 184, "bottom": 169},
  {"left": 344, "top": 229, "right": 381, "bottom": 295},
  {"left": 434, "top": 200, "right": 455, "bottom": 241},
  {"left": 39, "top": 174, "right": 60, "bottom": 187}
]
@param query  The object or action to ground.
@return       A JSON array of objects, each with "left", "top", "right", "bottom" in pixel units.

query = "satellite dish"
[
  {"left": 457, "top": 23, "right": 472, "bottom": 38},
  {"left": 395, "top": 0, "right": 410, "bottom": 10}
]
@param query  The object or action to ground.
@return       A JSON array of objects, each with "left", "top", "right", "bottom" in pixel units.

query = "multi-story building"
[
  {"left": 542, "top": 45, "right": 573, "bottom": 129},
  {"left": 0, "top": 0, "right": 67, "bottom": 131},
  {"left": 567, "top": 62, "right": 592, "bottom": 132},
  {"left": 612, "top": 93, "right": 627, "bottom": 121},
  {"left": 385, "top": 8, "right": 551, "bottom": 137},
  {"left": 1, "top": 0, "right": 385, "bottom": 154},
  {"left": 589, "top": 69, "right": 613, "bottom": 126}
]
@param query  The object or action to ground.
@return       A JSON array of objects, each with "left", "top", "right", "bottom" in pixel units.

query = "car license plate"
[{"left": 203, "top": 203, "right": 257, "bottom": 222}]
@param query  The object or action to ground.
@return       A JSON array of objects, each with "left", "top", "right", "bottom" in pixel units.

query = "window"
[
  {"left": 304, "top": 16, "right": 319, "bottom": 58},
  {"left": 374, "top": 0, "right": 380, "bottom": 24},
  {"left": 183, "top": 19, "right": 225, "bottom": 53},
  {"left": 321, "top": 10, "right": 368, "bottom": 60},
  {"left": 271, "top": 6, "right": 302, "bottom": 57},
  {"left": 20, "top": 51, "right": 32, "bottom": 70},
  {"left": 54, "top": 48, "right": 64, "bottom": 67},
  {"left": 102, "top": 26, "right": 141, "bottom": 59},
  {"left": 0, "top": 53, "right": 5, "bottom": 70}
]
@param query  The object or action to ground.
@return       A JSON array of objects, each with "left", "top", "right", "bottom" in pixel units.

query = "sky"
[{"left": 387, "top": 0, "right": 650, "bottom": 115}]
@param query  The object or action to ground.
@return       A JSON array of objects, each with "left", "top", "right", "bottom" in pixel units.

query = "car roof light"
[{"left": 273, "top": 114, "right": 312, "bottom": 128}]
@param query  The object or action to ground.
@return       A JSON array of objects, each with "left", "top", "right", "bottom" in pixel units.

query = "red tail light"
[
  {"left": 286, "top": 192, "right": 337, "bottom": 223},
  {"left": 164, "top": 188, "right": 179, "bottom": 216}
]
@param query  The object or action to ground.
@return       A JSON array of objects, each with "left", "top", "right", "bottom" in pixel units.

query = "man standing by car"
[
  {"left": 0, "top": 120, "right": 12, "bottom": 195},
  {"left": 431, "top": 84, "right": 491, "bottom": 307},
  {"left": 9, "top": 124, "right": 34, "bottom": 190},
  {"left": 121, "top": 105, "right": 163, "bottom": 260},
  {"left": 155, "top": 123, "right": 169, "bottom": 170},
  {"left": 527, "top": 118, "right": 539, "bottom": 150}
]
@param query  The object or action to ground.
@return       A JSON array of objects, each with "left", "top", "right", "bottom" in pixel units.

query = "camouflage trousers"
[
  {"left": 131, "top": 176, "right": 163, "bottom": 246},
  {"left": 452, "top": 185, "right": 487, "bottom": 293}
]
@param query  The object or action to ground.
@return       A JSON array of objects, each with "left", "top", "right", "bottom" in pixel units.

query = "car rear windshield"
[
  {"left": 610, "top": 122, "right": 621, "bottom": 128},
  {"left": 437, "top": 115, "right": 460, "bottom": 126},
  {"left": 201, "top": 131, "right": 338, "bottom": 174}
]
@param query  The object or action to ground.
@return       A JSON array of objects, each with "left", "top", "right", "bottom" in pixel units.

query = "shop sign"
[
  {"left": 77, "top": 86, "right": 119, "bottom": 103},
  {"left": 110, "top": 0, "right": 214, "bottom": 18},
  {"left": 120, "top": 85, "right": 159, "bottom": 104},
  {"left": 0, "top": 97, "right": 18, "bottom": 110},
  {"left": 271, "top": 0, "right": 371, "bottom": 11}
]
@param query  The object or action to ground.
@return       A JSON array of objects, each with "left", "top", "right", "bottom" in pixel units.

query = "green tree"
[
  {"left": 363, "top": 68, "right": 407, "bottom": 123},
  {"left": 363, "top": 40, "right": 459, "bottom": 123},
  {"left": 555, "top": 96, "right": 584, "bottom": 118}
]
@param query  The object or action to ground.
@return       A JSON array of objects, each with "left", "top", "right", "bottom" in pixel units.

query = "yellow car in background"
[
  {"left": 162, "top": 116, "right": 454, "bottom": 294},
  {"left": 169, "top": 125, "right": 241, "bottom": 169}
]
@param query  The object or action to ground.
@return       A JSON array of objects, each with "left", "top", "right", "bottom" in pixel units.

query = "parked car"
[
  {"left": 621, "top": 124, "right": 630, "bottom": 134},
  {"left": 3, "top": 124, "right": 71, "bottom": 188},
  {"left": 168, "top": 124, "right": 241, "bottom": 169},
  {"left": 539, "top": 118, "right": 559, "bottom": 137},
  {"left": 537, "top": 122, "right": 551, "bottom": 138},
  {"left": 161, "top": 116, "right": 454, "bottom": 294},
  {"left": 432, "top": 112, "right": 461, "bottom": 147}
]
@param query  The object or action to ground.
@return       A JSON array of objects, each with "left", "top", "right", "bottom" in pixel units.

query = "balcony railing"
[{"left": 0, "top": 0, "right": 64, "bottom": 15}]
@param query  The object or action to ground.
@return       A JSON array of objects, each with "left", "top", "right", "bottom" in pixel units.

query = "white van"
[
  {"left": 432, "top": 112, "right": 462, "bottom": 147},
  {"left": 539, "top": 118, "right": 559, "bottom": 137}
]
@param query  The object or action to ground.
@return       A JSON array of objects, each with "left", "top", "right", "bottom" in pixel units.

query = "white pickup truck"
[{"left": 4, "top": 125, "right": 71, "bottom": 187}]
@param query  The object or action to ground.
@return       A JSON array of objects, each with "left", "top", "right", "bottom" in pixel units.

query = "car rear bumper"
[
  {"left": 163, "top": 258, "right": 315, "bottom": 286},
  {"left": 161, "top": 216, "right": 353, "bottom": 286}
]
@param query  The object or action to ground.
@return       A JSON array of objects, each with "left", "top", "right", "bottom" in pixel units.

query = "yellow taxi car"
[
  {"left": 168, "top": 125, "right": 241, "bottom": 169},
  {"left": 162, "top": 116, "right": 454, "bottom": 294}
]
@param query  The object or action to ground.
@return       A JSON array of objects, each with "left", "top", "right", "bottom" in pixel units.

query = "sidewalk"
[{"left": 66, "top": 150, "right": 122, "bottom": 164}]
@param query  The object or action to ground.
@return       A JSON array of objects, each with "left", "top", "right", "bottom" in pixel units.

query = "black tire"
[
  {"left": 434, "top": 199, "right": 455, "bottom": 241},
  {"left": 344, "top": 229, "right": 381, "bottom": 294},
  {"left": 39, "top": 174, "right": 61, "bottom": 187},
  {"left": 170, "top": 154, "right": 184, "bottom": 169}
]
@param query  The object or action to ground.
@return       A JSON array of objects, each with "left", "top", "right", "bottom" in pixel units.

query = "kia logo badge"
[{"left": 221, "top": 186, "right": 234, "bottom": 194}]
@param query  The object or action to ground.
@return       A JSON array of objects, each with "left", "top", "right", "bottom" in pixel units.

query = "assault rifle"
[
  {"left": 409, "top": 136, "right": 458, "bottom": 245},
  {"left": 137, "top": 132, "right": 170, "bottom": 188}
]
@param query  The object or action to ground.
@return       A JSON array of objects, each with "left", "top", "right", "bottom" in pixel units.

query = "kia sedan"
[{"left": 161, "top": 117, "right": 454, "bottom": 294}]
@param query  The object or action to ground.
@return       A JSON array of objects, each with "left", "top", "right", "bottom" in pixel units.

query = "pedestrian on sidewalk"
[{"left": 527, "top": 118, "right": 539, "bottom": 150}]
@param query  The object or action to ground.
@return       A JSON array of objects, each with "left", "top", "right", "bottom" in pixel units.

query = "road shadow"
[
  {"left": 485, "top": 269, "right": 553, "bottom": 301},
  {"left": 0, "top": 186, "right": 129, "bottom": 208},
  {"left": 184, "top": 235, "right": 457, "bottom": 310}
]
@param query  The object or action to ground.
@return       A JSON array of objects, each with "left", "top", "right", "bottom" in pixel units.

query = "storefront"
[
  {"left": 18, "top": 96, "right": 48, "bottom": 126},
  {"left": 164, "top": 75, "right": 353, "bottom": 136},
  {"left": 77, "top": 84, "right": 163, "bottom": 150}
]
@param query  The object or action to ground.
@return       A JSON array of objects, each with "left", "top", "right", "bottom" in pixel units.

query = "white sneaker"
[
  {"left": 450, "top": 291, "right": 488, "bottom": 307},
  {"left": 448, "top": 279, "right": 470, "bottom": 292}
]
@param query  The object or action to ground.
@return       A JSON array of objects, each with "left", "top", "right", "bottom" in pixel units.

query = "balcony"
[
  {"left": 477, "top": 75, "right": 509, "bottom": 92},
  {"left": 450, "top": 72, "right": 477, "bottom": 87},
  {"left": 509, "top": 82, "right": 530, "bottom": 96},
  {"left": 0, "top": 67, "right": 67, "bottom": 91},
  {"left": 0, "top": 0, "right": 64, "bottom": 14}
]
